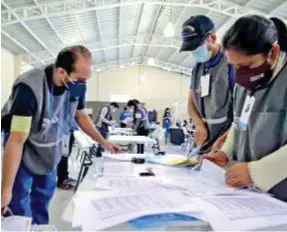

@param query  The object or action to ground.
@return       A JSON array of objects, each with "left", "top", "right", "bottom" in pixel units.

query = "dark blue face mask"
[{"left": 66, "top": 80, "right": 86, "bottom": 98}]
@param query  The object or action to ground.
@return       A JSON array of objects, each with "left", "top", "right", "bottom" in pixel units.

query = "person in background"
[
  {"left": 180, "top": 15, "right": 234, "bottom": 154},
  {"left": 119, "top": 106, "right": 130, "bottom": 128},
  {"left": 95, "top": 102, "right": 119, "bottom": 155},
  {"left": 57, "top": 120, "right": 78, "bottom": 190},
  {"left": 162, "top": 107, "right": 172, "bottom": 144},
  {"left": 207, "top": 15, "right": 287, "bottom": 202},
  {"left": 1, "top": 46, "right": 120, "bottom": 224},
  {"left": 127, "top": 99, "right": 150, "bottom": 153}
]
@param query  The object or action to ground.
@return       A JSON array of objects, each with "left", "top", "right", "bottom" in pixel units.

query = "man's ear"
[{"left": 268, "top": 44, "right": 280, "bottom": 66}]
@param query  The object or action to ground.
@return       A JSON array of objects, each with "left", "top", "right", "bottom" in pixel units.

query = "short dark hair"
[
  {"left": 127, "top": 99, "right": 140, "bottom": 107},
  {"left": 55, "top": 45, "right": 91, "bottom": 75},
  {"left": 222, "top": 15, "right": 287, "bottom": 55},
  {"left": 127, "top": 100, "right": 135, "bottom": 107},
  {"left": 110, "top": 102, "right": 119, "bottom": 108},
  {"left": 123, "top": 106, "right": 127, "bottom": 111}
]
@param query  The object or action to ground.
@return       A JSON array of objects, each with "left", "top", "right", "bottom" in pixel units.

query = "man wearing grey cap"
[{"left": 180, "top": 15, "right": 234, "bottom": 154}]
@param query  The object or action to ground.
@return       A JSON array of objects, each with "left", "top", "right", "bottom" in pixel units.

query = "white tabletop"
[
  {"left": 62, "top": 156, "right": 287, "bottom": 231},
  {"left": 108, "top": 135, "right": 156, "bottom": 145},
  {"left": 62, "top": 158, "right": 209, "bottom": 231}
]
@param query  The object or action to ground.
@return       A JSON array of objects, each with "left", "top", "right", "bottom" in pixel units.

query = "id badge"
[
  {"left": 239, "top": 95, "right": 255, "bottom": 130},
  {"left": 62, "top": 134, "right": 70, "bottom": 157},
  {"left": 200, "top": 74, "right": 211, "bottom": 97}
]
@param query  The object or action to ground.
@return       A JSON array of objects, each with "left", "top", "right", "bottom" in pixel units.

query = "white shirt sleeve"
[{"left": 248, "top": 144, "right": 287, "bottom": 192}]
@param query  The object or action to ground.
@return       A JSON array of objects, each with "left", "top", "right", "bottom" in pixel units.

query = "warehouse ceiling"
[{"left": 1, "top": 0, "right": 287, "bottom": 75}]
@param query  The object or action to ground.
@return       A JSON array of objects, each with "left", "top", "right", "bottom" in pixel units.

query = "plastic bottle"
[{"left": 94, "top": 153, "right": 104, "bottom": 177}]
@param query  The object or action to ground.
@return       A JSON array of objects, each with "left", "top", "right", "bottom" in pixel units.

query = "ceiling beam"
[
  {"left": 166, "top": 0, "right": 197, "bottom": 62},
  {"left": 95, "top": 56, "right": 191, "bottom": 76},
  {"left": 32, "top": 0, "right": 66, "bottom": 46},
  {"left": 94, "top": 4, "right": 107, "bottom": 63},
  {"left": 23, "top": 39, "right": 184, "bottom": 66},
  {"left": 131, "top": 3, "right": 145, "bottom": 58},
  {"left": 143, "top": 4, "right": 165, "bottom": 57},
  {"left": 268, "top": 1, "right": 287, "bottom": 16},
  {"left": 2, "top": 30, "right": 44, "bottom": 64},
  {"left": 1, "top": 0, "right": 55, "bottom": 58},
  {"left": 2, "top": 0, "right": 275, "bottom": 26}
]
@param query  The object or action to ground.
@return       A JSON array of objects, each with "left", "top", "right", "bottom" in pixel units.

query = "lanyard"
[{"left": 50, "top": 78, "right": 71, "bottom": 134}]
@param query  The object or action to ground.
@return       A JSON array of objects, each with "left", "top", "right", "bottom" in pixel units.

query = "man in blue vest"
[
  {"left": 180, "top": 15, "right": 235, "bottom": 154},
  {"left": 96, "top": 102, "right": 119, "bottom": 155},
  {"left": 1, "top": 46, "right": 120, "bottom": 224}
]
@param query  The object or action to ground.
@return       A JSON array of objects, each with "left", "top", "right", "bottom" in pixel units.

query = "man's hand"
[
  {"left": 202, "top": 151, "right": 229, "bottom": 167},
  {"left": 225, "top": 162, "right": 253, "bottom": 188},
  {"left": 1, "top": 189, "right": 12, "bottom": 214},
  {"left": 110, "top": 120, "right": 116, "bottom": 126},
  {"left": 102, "top": 141, "right": 121, "bottom": 153},
  {"left": 194, "top": 124, "right": 208, "bottom": 145}
]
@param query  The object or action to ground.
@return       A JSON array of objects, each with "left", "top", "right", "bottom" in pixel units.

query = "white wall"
[
  {"left": 1, "top": 47, "right": 21, "bottom": 106},
  {"left": 86, "top": 66, "right": 190, "bottom": 118}
]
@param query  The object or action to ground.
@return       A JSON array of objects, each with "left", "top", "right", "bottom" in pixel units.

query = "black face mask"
[{"left": 235, "top": 61, "right": 273, "bottom": 91}]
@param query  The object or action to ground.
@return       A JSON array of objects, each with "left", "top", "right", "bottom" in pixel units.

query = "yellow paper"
[
  {"left": 164, "top": 158, "right": 199, "bottom": 166},
  {"left": 10, "top": 115, "right": 32, "bottom": 133}
]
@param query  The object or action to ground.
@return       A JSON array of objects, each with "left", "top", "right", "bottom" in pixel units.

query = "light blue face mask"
[{"left": 192, "top": 44, "right": 211, "bottom": 63}]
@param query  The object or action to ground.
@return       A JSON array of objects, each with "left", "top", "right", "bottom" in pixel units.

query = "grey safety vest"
[
  {"left": 134, "top": 107, "right": 150, "bottom": 130},
  {"left": 233, "top": 61, "right": 287, "bottom": 202},
  {"left": 96, "top": 106, "right": 112, "bottom": 131},
  {"left": 191, "top": 52, "right": 234, "bottom": 153},
  {"left": 1, "top": 68, "right": 78, "bottom": 175}
]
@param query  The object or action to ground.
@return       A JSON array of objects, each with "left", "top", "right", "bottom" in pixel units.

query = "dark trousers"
[
  {"left": 57, "top": 133, "right": 75, "bottom": 185},
  {"left": 10, "top": 162, "right": 56, "bottom": 225},
  {"left": 136, "top": 127, "right": 149, "bottom": 154},
  {"left": 96, "top": 127, "right": 109, "bottom": 155},
  {"left": 120, "top": 122, "right": 127, "bottom": 128}
]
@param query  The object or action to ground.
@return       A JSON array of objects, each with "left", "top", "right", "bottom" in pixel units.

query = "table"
[
  {"left": 62, "top": 157, "right": 211, "bottom": 231},
  {"left": 62, "top": 155, "right": 287, "bottom": 231},
  {"left": 108, "top": 135, "right": 156, "bottom": 154},
  {"left": 109, "top": 128, "right": 136, "bottom": 136}
]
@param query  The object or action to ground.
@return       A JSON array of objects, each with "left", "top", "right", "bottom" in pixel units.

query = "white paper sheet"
[
  {"left": 162, "top": 177, "right": 237, "bottom": 196},
  {"left": 109, "top": 135, "right": 156, "bottom": 145},
  {"left": 73, "top": 191, "right": 199, "bottom": 231},
  {"left": 95, "top": 176, "right": 168, "bottom": 193},
  {"left": 193, "top": 194, "right": 287, "bottom": 231},
  {"left": 93, "top": 162, "right": 136, "bottom": 177},
  {"left": 1, "top": 216, "right": 31, "bottom": 231},
  {"left": 198, "top": 159, "right": 226, "bottom": 186},
  {"left": 103, "top": 153, "right": 147, "bottom": 161}
]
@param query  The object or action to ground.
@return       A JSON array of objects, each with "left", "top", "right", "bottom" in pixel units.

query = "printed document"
[
  {"left": 72, "top": 190, "right": 199, "bottom": 230},
  {"left": 198, "top": 159, "right": 226, "bottom": 186},
  {"left": 193, "top": 194, "right": 287, "bottom": 230},
  {"left": 95, "top": 177, "right": 168, "bottom": 193},
  {"left": 93, "top": 162, "right": 136, "bottom": 177}
]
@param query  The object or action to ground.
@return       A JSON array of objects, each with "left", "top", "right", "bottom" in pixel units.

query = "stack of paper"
[
  {"left": 68, "top": 158, "right": 287, "bottom": 231},
  {"left": 95, "top": 177, "right": 168, "bottom": 193},
  {"left": 103, "top": 153, "right": 147, "bottom": 161},
  {"left": 193, "top": 194, "right": 287, "bottom": 230},
  {"left": 72, "top": 190, "right": 201, "bottom": 231}
]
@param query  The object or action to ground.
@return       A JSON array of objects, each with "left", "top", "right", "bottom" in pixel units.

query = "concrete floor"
[{"left": 49, "top": 143, "right": 188, "bottom": 231}]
